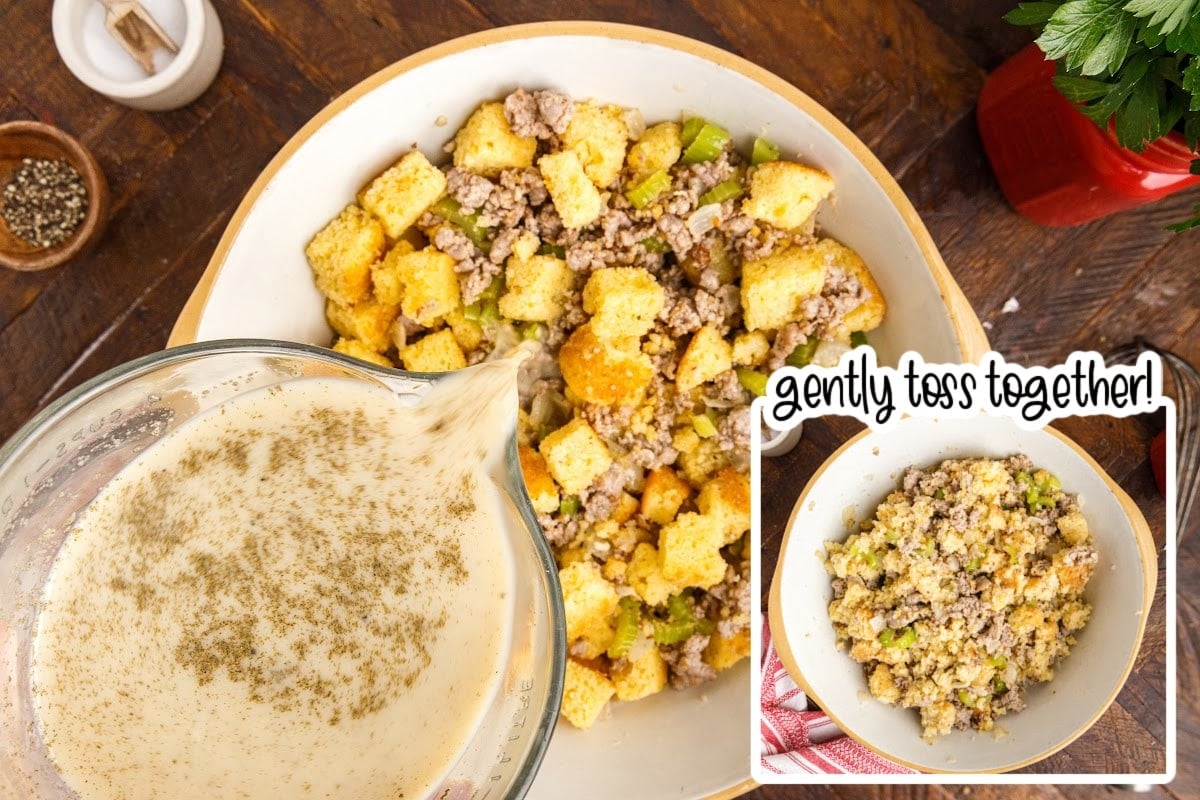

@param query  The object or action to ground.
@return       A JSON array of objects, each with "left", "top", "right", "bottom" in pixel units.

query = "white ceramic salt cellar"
[{"left": 52, "top": 0, "right": 223, "bottom": 111}]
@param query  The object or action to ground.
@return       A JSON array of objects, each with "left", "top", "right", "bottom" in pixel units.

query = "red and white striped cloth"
[{"left": 760, "top": 620, "right": 917, "bottom": 775}]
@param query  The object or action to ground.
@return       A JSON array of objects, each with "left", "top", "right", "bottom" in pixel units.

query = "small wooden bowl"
[{"left": 0, "top": 120, "right": 109, "bottom": 271}]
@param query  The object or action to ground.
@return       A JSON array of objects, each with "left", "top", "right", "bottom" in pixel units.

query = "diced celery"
[
  {"left": 735, "top": 367, "right": 768, "bottom": 397},
  {"left": 966, "top": 556, "right": 983, "bottom": 571},
  {"left": 680, "top": 116, "right": 706, "bottom": 147},
  {"left": 697, "top": 179, "right": 744, "bottom": 207},
  {"left": 987, "top": 655, "right": 1007, "bottom": 668},
  {"left": 692, "top": 413, "right": 718, "bottom": 438},
  {"left": 640, "top": 236, "right": 671, "bottom": 254},
  {"left": 917, "top": 538, "right": 936, "bottom": 558},
  {"left": 785, "top": 337, "right": 819, "bottom": 368},
  {"left": 626, "top": 170, "right": 672, "bottom": 209},
  {"left": 429, "top": 196, "right": 492, "bottom": 249},
  {"left": 537, "top": 243, "right": 566, "bottom": 258},
  {"left": 750, "top": 136, "right": 781, "bottom": 165},
  {"left": 559, "top": 495, "right": 580, "bottom": 516},
  {"left": 850, "top": 330, "right": 869, "bottom": 348},
  {"left": 957, "top": 689, "right": 977, "bottom": 708},
  {"left": 520, "top": 322, "right": 544, "bottom": 342},
  {"left": 478, "top": 275, "right": 504, "bottom": 302},
  {"left": 607, "top": 597, "right": 642, "bottom": 659},
  {"left": 879, "top": 626, "right": 916, "bottom": 648},
  {"left": 681, "top": 122, "right": 732, "bottom": 164}
]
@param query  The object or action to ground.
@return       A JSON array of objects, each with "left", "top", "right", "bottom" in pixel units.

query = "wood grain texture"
[{"left": 0, "top": 0, "right": 1193, "bottom": 797}]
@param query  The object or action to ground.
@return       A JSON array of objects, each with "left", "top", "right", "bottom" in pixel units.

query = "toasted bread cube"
[
  {"left": 581, "top": 267, "right": 664, "bottom": 340},
  {"left": 498, "top": 253, "right": 577, "bottom": 322},
  {"left": 704, "top": 629, "right": 750, "bottom": 671},
  {"left": 306, "top": 204, "right": 384, "bottom": 306},
  {"left": 696, "top": 467, "right": 751, "bottom": 543},
  {"left": 676, "top": 326, "right": 733, "bottom": 393},
  {"left": 399, "top": 329, "right": 466, "bottom": 372},
  {"left": 626, "top": 542, "right": 681, "bottom": 606},
  {"left": 741, "top": 242, "right": 829, "bottom": 332},
  {"left": 539, "top": 150, "right": 604, "bottom": 228},
  {"left": 453, "top": 101, "right": 537, "bottom": 177},
  {"left": 612, "top": 492, "right": 640, "bottom": 525},
  {"left": 325, "top": 296, "right": 398, "bottom": 355},
  {"left": 331, "top": 337, "right": 394, "bottom": 368},
  {"left": 658, "top": 512, "right": 727, "bottom": 589},
  {"left": 612, "top": 646, "right": 668, "bottom": 702},
  {"left": 625, "top": 121, "right": 682, "bottom": 181},
  {"left": 814, "top": 239, "right": 887, "bottom": 339},
  {"left": 558, "top": 324, "right": 653, "bottom": 406},
  {"left": 561, "top": 659, "right": 616, "bottom": 730},
  {"left": 518, "top": 444, "right": 560, "bottom": 514},
  {"left": 370, "top": 240, "right": 416, "bottom": 304},
  {"left": 732, "top": 330, "right": 770, "bottom": 367},
  {"left": 539, "top": 417, "right": 613, "bottom": 495},
  {"left": 561, "top": 100, "right": 630, "bottom": 189},
  {"left": 741, "top": 160, "right": 834, "bottom": 231},
  {"left": 640, "top": 467, "right": 693, "bottom": 526},
  {"left": 357, "top": 150, "right": 447, "bottom": 240},
  {"left": 373, "top": 246, "right": 461, "bottom": 327}
]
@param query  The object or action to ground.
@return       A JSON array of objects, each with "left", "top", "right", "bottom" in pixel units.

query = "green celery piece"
[
  {"left": 520, "top": 322, "right": 544, "bottom": 342},
  {"left": 626, "top": 170, "right": 672, "bottom": 209},
  {"left": 785, "top": 337, "right": 818, "bottom": 368},
  {"left": 692, "top": 413, "right": 718, "bottom": 438},
  {"left": 993, "top": 677, "right": 1009, "bottom": 693},
  {"left": 607, "top": 597, "right": 642, "bottom": 659},
  {"left": 879, "top": 626, "right": 916, "bottom": 648},
  {"left": 957, "top": 689, "right": 977, "bottom": 708},
  {"left": 697, "top": 178, "right": 744, "bottom": 207},
  {"left": 917, "top": 538, "right": 936, "bottom": 558},
  {"left": 537, "top": 243, "right": 567, "bottom": 258},
  {"left": 640, "top": 236, "right": 671, "bottom": 254},
  {"left": 478, "top": 275, "right": 504, "bottom": 302},
  {"left": 850, "top": 330, "right": 869, "bottom": 348},
  {"left": 681, "top": 122, "right": 732, "bottom": 164},
  {"left": 680, "top": 116, "right": 706, "bottom": 147},
  {"left": 559, "top": 495, "right": 580, "bottom": 516},
  {"left": 429, "top": 196, "right": 493, "bottom": 249},
  {"left": 735, "top": 367, "right": 768, "bottom": 397},
  {"left": 966, "top": 556, "right": 983, "bottom": 571},
  {"left": 750, "top": 136, "right": 781, "bottom": 165},
  {"left": 987, "top": 655, "right": 1008, "bottom": 668}
]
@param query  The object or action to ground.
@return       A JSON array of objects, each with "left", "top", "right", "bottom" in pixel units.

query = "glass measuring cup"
[{"left": 0, "top": 339, "right": 565, "bottom": 800}]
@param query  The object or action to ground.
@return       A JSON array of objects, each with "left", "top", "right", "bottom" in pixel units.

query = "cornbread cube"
[
  {"left": 678, "top": 437, "right": 732, "bottom": 488},
  {"left": 817, "top": 239, "right": 887, "bottom": 338},
  {"left": 581, "top": 267, "right": 664, "bottom": 340},
  {"left": 373, "top": 246, "right": 461, "bottom": 327},
  {"left": 399, "top": 329, "right": 467, "bottom": 372},
  {"left": 640, "top": 467, "right": 693, "bottom": 526},
  {"left": 517, "top": 444, "right": 560, "bottom": 514},
  {"left": 696, "top": 467, "right": 751, "bottom": 543},
  {"left": 741, "top": 242, "right": 829, "bottom": 332},
  {"left": 732, "top": 330, "right": 770, "bottom": 367},
  {"left": 703, "top": 629, "right": 750, "bottom": 671},
  {"left": 1056, "top": 510, "right": 1090, "bottom": 547},
  {"left": 539, "top": 150, "right": 604, "bottom": 229},
  {"left": 867, "top": 663, "right": 902, "bottom": 704},
  {"left": 612, "top": 645, "right": 668, "bottom": 702},
  {"left": 625, "top": 121, "right": 682, "bottom": 181},
  {"left": 626, "top": 542, "right": 681, "bottom": 606},
  {"left": 305, "top": 204, "right": 384, "bottom": 306},
  {"left": 675, "top": 325, "right": 733, "bottom": 393},
  {"left": 561, "top": 100, "right": 630, "bottom": 188},
  {"left": 369, "top": 240, "right": 416, "bottom": 304},
  {"left": 357, "top": 150, "right": 448, "bottom": 240},
  {"left": 601, "top": 557, "right": 628, "bottom": 583},
  {"left": 560, "top": 560, "right": 619, "bottom": 648},
  {"left": 561, "top": 659, "right": 616, "bottom": 730},
  {"left": 658, "top": 512, "right": 727, "bottom": 589},
  {"left": 741, "top": 160, "right": 834, "bottom": 231},
  {"left": 498, "top": 253, "right": 577, "bottom": 322},
  {"left": 325, "top": 297, "right": 398, "bottom": 354},
  {"left": 443, "top": 307, "right": 485, "bottom": 352},
  {"left": 332, "top": 337, "right": 393, "bottom": 368},
  {"left": 453, "top": 101, "right": 538, "bottom": 177},
  {"left": 539, "top": 416, "right": 613, "bottom": 495},
  {"left": 558, "top": 324, "right": 653, "bottom": 406},
  {"left": 611, "top": 492, "right": 640, "bottom": 525}
]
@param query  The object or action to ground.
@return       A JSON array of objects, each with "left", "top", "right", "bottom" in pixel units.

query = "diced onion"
[
  {"left": 870, "top": 615, "right": 886, "bottom": 634},
  {"left": 813, "top": 339, "right": 851, "bottom": 367},
  {"left": 686, "top": 203, "right": 723, "bottom": 238}
]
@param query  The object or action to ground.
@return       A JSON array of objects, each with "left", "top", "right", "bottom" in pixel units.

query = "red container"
[{"left": 977, "top": 43, "right": 1200, "bottom": 226}]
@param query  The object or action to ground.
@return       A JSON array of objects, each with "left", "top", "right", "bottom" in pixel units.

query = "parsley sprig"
[{"left": 1006, "top": 1, "right": 1200, "bottom": 229}]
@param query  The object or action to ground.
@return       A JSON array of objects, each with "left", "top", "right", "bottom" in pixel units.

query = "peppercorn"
[{"left": 1, "top": 157, "right": 89, "bottom": 248}]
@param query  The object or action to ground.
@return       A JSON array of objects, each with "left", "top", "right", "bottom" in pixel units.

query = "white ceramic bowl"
[
  {"left": 52, "top": 0, "right": 223, "bottom": 111},
  {"left": 166, "top": 22, "right": 990, "bottom": 799},
  {"left": 768, "top": 415, "right": 1157, "bottom": 774}
]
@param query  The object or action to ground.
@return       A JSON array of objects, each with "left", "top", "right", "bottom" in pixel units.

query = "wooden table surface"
[{"left": 1, "top": 2, "right": 1194, "bottom": 799}]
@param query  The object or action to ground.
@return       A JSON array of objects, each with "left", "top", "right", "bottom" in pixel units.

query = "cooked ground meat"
[
  {"left": 504, "top": 88, "right": 574, "bottom": 139},
  {"left": 661, "top": 633, "right": 718, "bottom": 689}
]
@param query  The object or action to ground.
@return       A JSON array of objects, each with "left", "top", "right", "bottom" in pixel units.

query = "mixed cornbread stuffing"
[
  {"left": 823, "top": 456, "right": 1096, "bottom": 740},
  {"left": 305, "top": 88, "right": 887, "bottom": 728}
]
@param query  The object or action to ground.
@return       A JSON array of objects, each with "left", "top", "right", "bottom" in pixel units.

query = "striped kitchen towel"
[{"left": 760, "top": 621, "right": 917, "bottom": 775}]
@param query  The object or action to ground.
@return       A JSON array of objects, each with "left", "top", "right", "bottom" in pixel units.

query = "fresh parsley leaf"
[
  {"left": 1164, "top": 201, "right": 1200, "bottom": 230},
  {"left": 1004, "top": 2, "right": 1065, "bottom": 27},
  {"left": 1116, "top": 65, "right": 1165, "bottom": 143},
  {"left": 1052, "top": 74, "right": 1115, "bottom": 100},
  {"left": 1125, "top": 0, "right": 1199, "bottom": 38},
  {"left": 1037, "top": 0, "right": 1130, "bottom": 74},
  {"left": 1165, "top": 16, "right": 1200, "bottom": 54}
]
